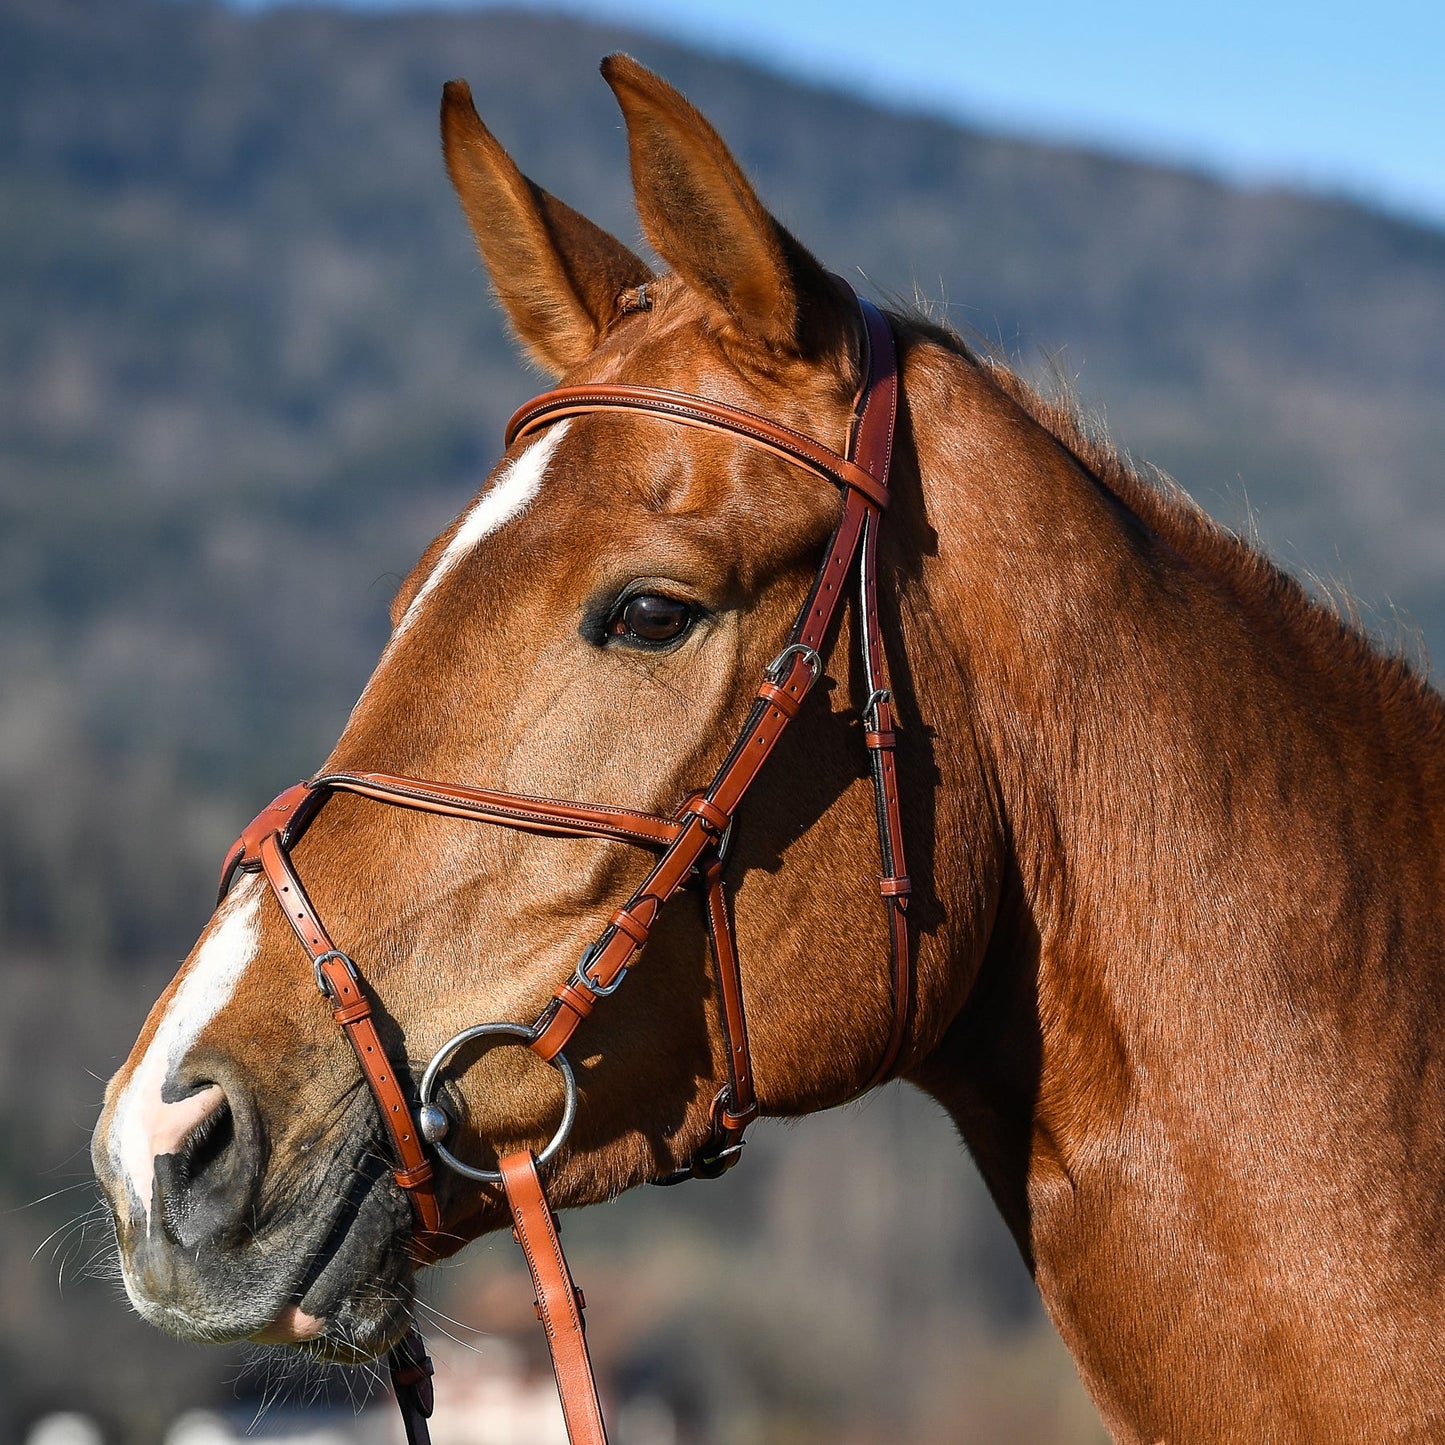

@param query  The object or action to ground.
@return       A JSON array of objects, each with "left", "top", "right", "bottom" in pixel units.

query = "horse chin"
[
  {"left": 252, "top": 1288, "right": 411, "bottom": 1366},
  {"left": 241, "top": 1167, "right": 419, "bottom": 1363},
  {"left": 116, "top": 1147, "right": 416, "bottom": 1364}
]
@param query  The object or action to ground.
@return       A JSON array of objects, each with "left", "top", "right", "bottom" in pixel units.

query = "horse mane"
[{"left": 894, "top": 309, "right": 1445, "bottom": 738}]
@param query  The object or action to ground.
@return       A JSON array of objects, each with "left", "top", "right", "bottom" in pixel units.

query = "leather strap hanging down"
[
  {"left": 501, "top": 1152, "right": 609, "bottom": 1445},
  {"left": 216, "top": 287, "right": 909, "bottom": 1443}
]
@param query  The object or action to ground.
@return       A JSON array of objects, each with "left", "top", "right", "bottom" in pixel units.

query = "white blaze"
[
  {"left": 112, "top": 877, "right": 262, "bottom": 1229},
  {"left": 393, "top": 422, "right": 570, "bottom": 637},
  {"left": 108, "top": 427, "right": 570, "bottom": 1225}
]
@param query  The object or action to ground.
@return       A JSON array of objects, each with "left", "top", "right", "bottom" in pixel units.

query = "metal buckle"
[
  {"left": 863, "top": 687, "right": 891, "bottom": 731},
  {"left": 764, "top": 642, "right": 822, "bottom": 684},
  {"left": 312, "top": 949, "right": 359, "bottom": 998},
  {"left": 714, "top": 815, "right": 736, "bottom": 868},
  {"left": 418, "top": 1021, "right": 578, "bottom": 1185},
  {"left": 572, "top": 939, "right": 627, "bottom": 998}
]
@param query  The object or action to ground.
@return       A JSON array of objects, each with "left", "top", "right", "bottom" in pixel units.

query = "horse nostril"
[
  {"left": 147, "top": 1082, "right": 226, "bottom": 1162},
  {"left": 176, "top": 1095, "right": 234, "bottom": 1187},
  {"left": 150, "top": 1082, "right": 255, "bottom": 1248}
]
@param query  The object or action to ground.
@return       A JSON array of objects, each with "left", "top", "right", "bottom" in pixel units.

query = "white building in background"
[
  {"left": 25, "top": 1414, "right": 105, "bottom": 1445},
  {"left": 154, "top": 1335, "right": 675, "bottom": 1445}
]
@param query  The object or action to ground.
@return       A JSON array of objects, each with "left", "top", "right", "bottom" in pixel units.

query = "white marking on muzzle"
[
  {"left": 393, "top": 421, "right": 570, "bottom": 638},
  {"left": 112, "top": 876, "right": 262, "bottom": 1230}
]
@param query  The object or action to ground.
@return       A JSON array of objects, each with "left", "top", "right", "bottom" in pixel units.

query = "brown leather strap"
[
  {"left": 386, "top": 1326, "right": 436, "bottom": 1445},
  {"left": 853, "top": 297, "right": 912, "bottom": 1085},
  {"left": 702, "top": 861, "right": 756, "bottom": 1134},
  {"left": 654, "top": 856, "right": 757, "bottom": 1186},
  {"left": 256, "top": 832, "right": 442, "bottom": 1237},
  {"left": 528, "top": 815, "right": 717, "bottom": 1061},
  {"left": 500, "top": 1152, "right": 608, "bottom": 1445},
  {"left": 317, "top": 771, "right": 684, "bottom": 850}
]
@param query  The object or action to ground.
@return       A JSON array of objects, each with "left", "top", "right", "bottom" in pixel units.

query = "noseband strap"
[{"left": 219, "top": 288, "right": 909, "bottom": 1443}]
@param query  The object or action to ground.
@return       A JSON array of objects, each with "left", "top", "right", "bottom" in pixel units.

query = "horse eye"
[{"left": 609, "top": 593, "right": 693, "bottom": 645}]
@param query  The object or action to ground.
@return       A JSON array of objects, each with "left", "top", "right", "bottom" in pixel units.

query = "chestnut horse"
[{"left": 93, "top": 56, "right": 1445, "bottom": 1442}]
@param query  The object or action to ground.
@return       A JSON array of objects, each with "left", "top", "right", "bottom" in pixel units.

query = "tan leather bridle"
[{"left": 218, "top": 288, "right": 908, "bottom": 1444}]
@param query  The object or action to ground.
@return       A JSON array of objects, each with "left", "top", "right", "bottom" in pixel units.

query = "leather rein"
[{"left": 218, "top": 290, "right": 908, "bottom": 1443}]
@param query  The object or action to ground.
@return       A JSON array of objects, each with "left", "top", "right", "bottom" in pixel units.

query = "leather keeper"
[
  {"left": 757, "top": 681, "right": 802, "bottom": 717},
  {"left": 608, "top": 906, "right": 651, "bottom": 946},
  {"left": 719, "top": 1101, "right": 760, "bottom": 1131},
  {"left": 556, "top": 979, "right": 599, "bottom": 1017},
  {"left": 531, "top": 997, "right": 586, "bottom": 1061},
  {"left": 393, "top": 1162, "right": 434, "bottom": 1190},
  {"left": 682, "top": 795, "right": 731, "bottom": 835},
  {"left": 865, "top": 729, "right": 897, "bottom": 750},
  {"left": 391, "top": 1359, "right": 433, "bottom": 1391},
  {"left": 879, "top": 875, "right": 912, "bottom": 897},
  {"left": 332, "top": 998, "right": 373, "bottom": 1027}
]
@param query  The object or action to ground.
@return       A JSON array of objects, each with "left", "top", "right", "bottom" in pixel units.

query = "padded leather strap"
[
  {"left": 316, "top": 771, "right": 684, "bottom": 849},
  {"left": 501, "top": 1151, "right": 608, "bottom": 1445}
]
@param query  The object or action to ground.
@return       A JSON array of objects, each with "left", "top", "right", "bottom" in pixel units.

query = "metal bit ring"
[{"left": 418, "top": 1021, "right": 577, "bottom": 1183}]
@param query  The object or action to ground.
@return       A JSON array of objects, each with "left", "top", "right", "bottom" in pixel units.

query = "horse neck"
[{"left": 894, "top": 334, "right": 1445, "bottom": 1432}]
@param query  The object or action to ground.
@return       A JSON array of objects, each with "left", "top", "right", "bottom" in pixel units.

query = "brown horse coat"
[{"left": 94, "top": 56, "right": 1445, "bottom": 1441}]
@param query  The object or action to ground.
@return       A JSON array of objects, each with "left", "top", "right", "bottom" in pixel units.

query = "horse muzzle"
[{"left": 92, "top": 1054, "right": 414, "bottom": 1357}]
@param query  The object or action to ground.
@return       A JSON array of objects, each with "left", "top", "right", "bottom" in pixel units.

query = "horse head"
[{"left": 91, "top": 58, "right": 985, "bottom": 1364}]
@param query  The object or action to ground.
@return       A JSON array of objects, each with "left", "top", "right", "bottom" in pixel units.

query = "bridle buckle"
[
  {"left": 765, "top": 642, "right": 822, "bottom": 684},
  {"left": 573, "top": 940, "right": 626, "bottom": 997},
  {"left": 313, "top": 949, "right": 360, "bottom": 998}
]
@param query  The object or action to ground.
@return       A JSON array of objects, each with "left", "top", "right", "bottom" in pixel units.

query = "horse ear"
[
  {"left": 600, "top": 54, "right": 847, "bottom": 357},
  {"left": 441, "top": 79, "right": 653, "bottom": 377}
]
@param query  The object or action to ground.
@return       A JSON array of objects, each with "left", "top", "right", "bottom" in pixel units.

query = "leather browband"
[
  {"left": 506, "top": 385, "right": 893, "bottom": 511},
  {"left": 218, "top": 286, "right": 910, "bottom": 1445}
]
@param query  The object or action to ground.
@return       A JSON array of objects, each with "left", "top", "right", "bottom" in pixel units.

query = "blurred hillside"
[{"left": 3, "top": 0, "right": 1443, "bottom": 1440}]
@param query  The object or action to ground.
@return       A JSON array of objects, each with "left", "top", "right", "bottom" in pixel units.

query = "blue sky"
[{"left": 242, "top": 0, "right": 1445, "bottom": 227}]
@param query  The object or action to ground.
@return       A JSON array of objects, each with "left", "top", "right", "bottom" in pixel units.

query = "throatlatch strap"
[
  {"left": 501, "top": 1152, "right": 609, "bottom": 1445},
  {"left": 854, "top": 298, "right": 912, "bottom": 1085}
]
